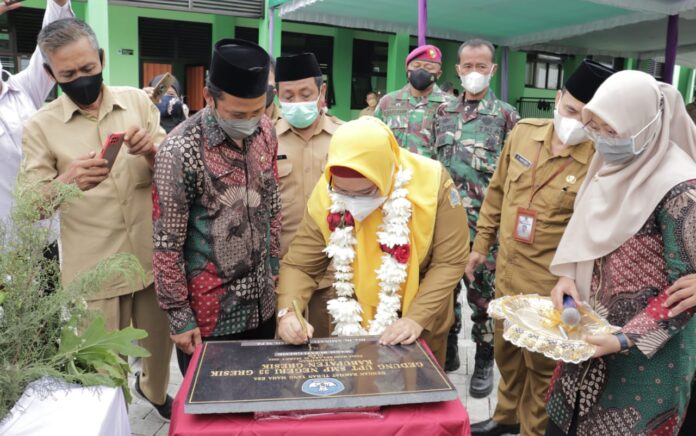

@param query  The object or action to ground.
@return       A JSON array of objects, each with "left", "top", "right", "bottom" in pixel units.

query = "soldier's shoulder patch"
[{"left": 449, "top": 186, "right": 462, "bottom": 208}]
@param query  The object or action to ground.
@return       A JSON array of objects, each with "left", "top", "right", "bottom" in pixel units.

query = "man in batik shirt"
[{"left": 153, "top": 39, "right": 280, "bottom": 375}]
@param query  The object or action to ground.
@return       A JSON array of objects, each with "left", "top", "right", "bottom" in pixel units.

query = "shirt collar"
[
  {"left": 61, "top": 85, "right": 127, "bottom": 123},
  {"left": 476, "top": 89, "right": 500, "bottom": 115},
  {"left": 396, "top": 84, "right": 447, "bottom": 103},
  {"left": 202, "top": 106, "right": 229, "bottom": 147},
  {"left": 535, "top": 121, "right": 594, "bottom": 165}
]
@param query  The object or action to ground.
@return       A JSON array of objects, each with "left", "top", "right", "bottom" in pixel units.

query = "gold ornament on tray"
[{"left": 488, "top": 294, "right": 620, "bottom": 363}]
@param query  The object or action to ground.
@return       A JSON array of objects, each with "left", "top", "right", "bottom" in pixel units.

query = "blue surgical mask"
[
  {"left": 281, "top": 99, "right": 320, "bottom": 129},
  {"left": 585, "top": 108, "right": 662, "bottom": 165},
  {"left": 215, "top": 110, "right": 260, "bottom": 141}
]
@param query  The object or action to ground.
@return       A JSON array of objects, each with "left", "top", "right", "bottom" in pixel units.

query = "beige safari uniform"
[
  {"left": 472, "top": 118, "right": 595, "bottom": 436},
  {"left": 22, "top": 86, "right": 172, "bottom": 405},
  {"left": 278, "top": 168, "right": 470, "bottom": 365},
  {"left": 276, "top": 113, "right": 343, "bottom": 337}
]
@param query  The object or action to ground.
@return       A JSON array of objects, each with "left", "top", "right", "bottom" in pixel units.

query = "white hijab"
[{"left": 551, "top": 71, "right": 696, "bottom": 300}]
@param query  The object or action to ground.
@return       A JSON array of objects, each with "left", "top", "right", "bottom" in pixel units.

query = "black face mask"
[
  {"left": 57, "top": 72, "right": 104, "bottom": 107},
  {"left": 408, "top": 68, "right": 436, "bottom": 91},
  {"left": 265, "top": 84, "right": 276, "bottom": 109}
]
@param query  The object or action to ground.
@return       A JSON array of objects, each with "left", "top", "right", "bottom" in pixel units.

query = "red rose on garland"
[
  {"left": 393, "top": 244, "right": 411, "bottom": 264},
  {"left": 327, "top": 213, "right": 342, "bottom": 231},
  {"left": 379, "top": 243, "right": 411, "bottom": 264},
  {"left": 328, "top": 211, "right": 356, "bottom": 231},
  {"left": 343, "top": 211, "right": 355, "bottom": 227}
]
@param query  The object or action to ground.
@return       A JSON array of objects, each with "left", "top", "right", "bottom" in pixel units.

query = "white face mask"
[
  {"left": 553, "top": 109, "right": 587, "bottom": 146},
  {"left": 334, "top": 193, "right": 386, "bottom": 222},
  {"left": 460, "top": 70, "right": 492, "bottom": 95}
]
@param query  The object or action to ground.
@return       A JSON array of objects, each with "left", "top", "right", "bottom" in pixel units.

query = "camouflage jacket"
[
  {"left": 375, "top": 84, "right": 455, "bottom": 158},
  {"left": 433, "top": 89, "right": 519, "bottom": 239}
]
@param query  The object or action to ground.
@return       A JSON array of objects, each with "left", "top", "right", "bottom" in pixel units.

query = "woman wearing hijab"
[
  {"left": 547, "top": 70, "right": 696, "bottom": 435},
  {"left": 275, "top": 116, "right": 470, "bottom": 365},
  {"left": 146, "top": 74, "right": 188, "bottom": 133}
]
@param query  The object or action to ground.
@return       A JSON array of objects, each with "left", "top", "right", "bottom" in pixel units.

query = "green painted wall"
[
  {"left": 332, "top": 28, "right": 353, "bottom": 121},
  {"left": 507, "top": 50, "right": 527, "bottom": 108},
  {"left": 386, "top": 33, "right": 409, "bottom": 94},
  {"left": 523, "top": 88, "right": 557, "bottom": 99},
  {"left": 676, "top": 66, "right": 694, "bottom": 102}
]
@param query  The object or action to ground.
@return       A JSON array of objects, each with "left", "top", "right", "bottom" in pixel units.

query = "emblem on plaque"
[{"left": 302, "top": 378, "right": 345, "bottom": 397}]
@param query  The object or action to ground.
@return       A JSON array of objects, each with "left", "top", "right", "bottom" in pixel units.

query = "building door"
[
  {"left": 142, "top": 63, "right": 172, "bottom": 88},
  {"left": 186, "top": 65, "right": 206, "bottom": 112}
]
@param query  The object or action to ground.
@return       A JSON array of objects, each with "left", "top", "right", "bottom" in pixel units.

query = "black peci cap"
[
  {"left": 209, "top": 39, "right": 270, "bottom": 98},
  {"left": 275, "top": 53, "right": 322, "bottom": 82},
  {"left": 564, "top": 59, "right": 616, "bottom": 104}
]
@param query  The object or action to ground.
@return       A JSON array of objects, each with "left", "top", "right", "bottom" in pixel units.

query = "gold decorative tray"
[{"left": 488, "top": 294, "right": 620, "bottom": 363}]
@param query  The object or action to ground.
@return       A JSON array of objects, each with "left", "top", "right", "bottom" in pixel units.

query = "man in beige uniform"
[
  {"left": 22, "top": 18, "right": 172, "bottom": 419},
  {"left": 466, "top": 60, "right": 615, "bottom": 436},
  {"left": 275, "top": 53, "right": 343, "bottom": 337}
]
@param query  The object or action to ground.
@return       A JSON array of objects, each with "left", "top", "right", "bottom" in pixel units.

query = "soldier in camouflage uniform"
[
  {"left": 375, "top": 44, "right": 455, "bottom": 158},
  {"left": 433, "top": 39, "right": 519, "bottom": 392}
]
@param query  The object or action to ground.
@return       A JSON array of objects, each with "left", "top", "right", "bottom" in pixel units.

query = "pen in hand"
[{"left": 292, "top": 299, "right": 312, "bottom": 350}]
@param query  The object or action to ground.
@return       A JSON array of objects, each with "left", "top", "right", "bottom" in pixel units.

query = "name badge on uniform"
[
  {"left": 277, "top": 154, "right": 288, "bottom": 160},
  {"left": 514, "top": 153, "right": 532, "bottom": 168},
  {"left": 513, "top": 207, "right": 538, "bottom": 244}
]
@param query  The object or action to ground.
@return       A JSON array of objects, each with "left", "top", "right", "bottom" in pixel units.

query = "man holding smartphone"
[
  {"left": 21, "top": 18, "right": 173, "bottom": 420},
  {"left": 0, "top": 0, "right": 73, "bottom": 290}
]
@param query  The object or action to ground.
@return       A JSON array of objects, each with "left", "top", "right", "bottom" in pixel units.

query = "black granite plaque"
[{"left": 185, "top": 336, "right": 457, "bottom": 414}]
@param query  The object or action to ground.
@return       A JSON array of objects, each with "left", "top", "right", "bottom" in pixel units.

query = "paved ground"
[{"left": 128, "top": 303, "right": 509, "bottom": 436}]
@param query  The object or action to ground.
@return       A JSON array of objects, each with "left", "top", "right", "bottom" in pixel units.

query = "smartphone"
[
  {"left": 99, "top": 132, "right": 126, "bottom": 170},
  {"left": 150, "top": 72, "right": 176, "bottom": 104}
]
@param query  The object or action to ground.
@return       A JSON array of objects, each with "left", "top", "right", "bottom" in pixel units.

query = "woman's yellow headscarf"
[{"left": 307, "top": 117, "right": 442, "bottom": 326}]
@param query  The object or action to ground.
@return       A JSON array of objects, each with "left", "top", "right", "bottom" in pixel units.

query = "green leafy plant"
[{"left": 0, "top": 177, "right": 150, "bottom": 420}]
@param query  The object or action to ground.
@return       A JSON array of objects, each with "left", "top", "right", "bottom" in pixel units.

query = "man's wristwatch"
[{"left": 277, "top": 307, "right": 293, "bottom": 320}]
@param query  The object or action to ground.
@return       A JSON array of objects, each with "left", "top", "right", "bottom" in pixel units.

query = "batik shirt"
[
  {"left": 153, "top": 108, "right": 281, "bottom": 337},
  {"left": 547, "top": 180, "right": 696, "bottom": 435},
  {"left": 374, "top": 84, "right": 454, "bottom": 158}
]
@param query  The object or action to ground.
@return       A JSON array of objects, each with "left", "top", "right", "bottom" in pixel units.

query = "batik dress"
[{"left": 547, "top": 180, "right": 696, "bottom": 435}]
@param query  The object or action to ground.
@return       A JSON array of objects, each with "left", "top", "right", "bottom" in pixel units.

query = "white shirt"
[{"left": 0, "top": 1, "right": 73, "bottom": 239}]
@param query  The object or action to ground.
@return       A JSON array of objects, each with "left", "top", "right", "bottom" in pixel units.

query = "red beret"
[
  {"left": 406, "top": 45, "right": 442, "bottom": 66},
  {"left": 330, "top": 166, "right": 366, "bottom": 178}
]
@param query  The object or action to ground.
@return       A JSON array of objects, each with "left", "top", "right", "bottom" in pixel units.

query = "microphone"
[{"left": 561, "top": 295, "right": 581, "bottom": 327}]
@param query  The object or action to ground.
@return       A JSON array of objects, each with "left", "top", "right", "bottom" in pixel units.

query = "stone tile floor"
[{"left": 128, "top": 304, "right": 514, "bottom": 435}]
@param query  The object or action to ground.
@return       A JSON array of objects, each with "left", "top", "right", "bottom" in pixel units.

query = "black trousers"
[{"left": 176, "top": 317, "right": 277, "bottom": 376}]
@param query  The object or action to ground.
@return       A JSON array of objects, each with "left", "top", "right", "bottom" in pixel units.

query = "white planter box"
[{"left": 0, "top": 377, "right": 130, "bottom": 436}]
